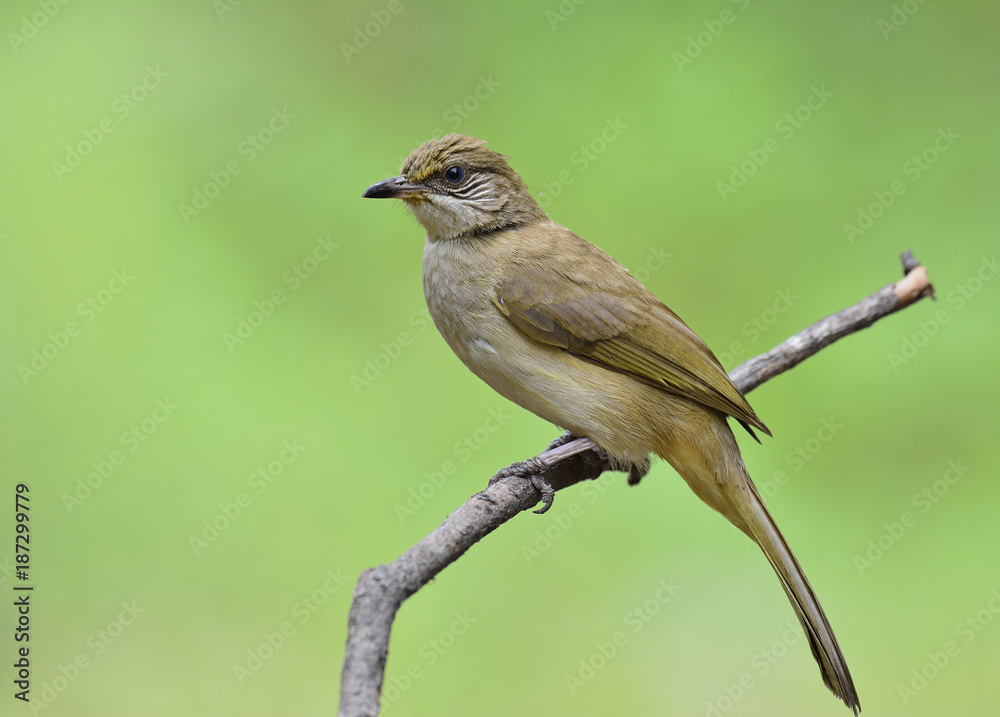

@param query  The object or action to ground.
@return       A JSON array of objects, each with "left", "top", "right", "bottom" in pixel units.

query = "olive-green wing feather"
[{"left": 493, "top": 236, "right": 770, "bottom": 438}]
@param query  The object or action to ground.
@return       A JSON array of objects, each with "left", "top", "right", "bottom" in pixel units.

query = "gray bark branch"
[{"left": 338, "top": 250, "right": 934, "bottom": 717}]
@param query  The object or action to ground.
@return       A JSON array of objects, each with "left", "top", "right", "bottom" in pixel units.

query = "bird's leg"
[
  {"left": 558, "top": 438, "right": 644, "bottom": 485},
  {"left": 546, "top": 431, "right": 580, "bottom": 451},
  {"left": 489, "top": 433, "right": 628, "bottom": 513},
  {"left": 490, "top": 456, "right": 555, "bottom": 514}
]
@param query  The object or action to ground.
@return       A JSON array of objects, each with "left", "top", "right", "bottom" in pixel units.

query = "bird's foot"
[{"left": 490, "top": 456, "right": 555, "bottom": 514}]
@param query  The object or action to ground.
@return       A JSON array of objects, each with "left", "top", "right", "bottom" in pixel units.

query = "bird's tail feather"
[
  {"left": 736, "top": 475, "right": 860, "bottom": 714},
  {"left": 656, "top": 409, "right": 859, "bottom": 712}
]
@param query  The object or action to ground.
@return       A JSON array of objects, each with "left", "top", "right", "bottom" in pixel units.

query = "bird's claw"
[
  {"left": 489, "top": 456, "right": 555, "bottom": 514},
  {"left": 529, "top": 472, "right": 556, "bottom": 514}
]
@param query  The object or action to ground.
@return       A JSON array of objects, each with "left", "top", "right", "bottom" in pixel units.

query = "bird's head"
[{"left": 362, "top": 134, "right": 545, "bottom": 241}]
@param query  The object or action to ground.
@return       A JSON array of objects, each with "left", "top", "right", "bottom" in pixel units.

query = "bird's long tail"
[
  {"left": 735, "top": 474, "right": 860, "bottom": 714},
  {"left": 661, "top": 422, "right": 860, "bottom": 714}
]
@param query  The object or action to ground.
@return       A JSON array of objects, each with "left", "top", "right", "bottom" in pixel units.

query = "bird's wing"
[{"left": 492, "top": 231, "right": 770, "bottom": 438}]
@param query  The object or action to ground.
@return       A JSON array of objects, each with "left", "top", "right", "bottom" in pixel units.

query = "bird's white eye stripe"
[
  {"left": 461, "top": 187, "right": 490, "bottom": 201},
  {"left": 456, "top": 178, "right": 491, "bottom": 200}
]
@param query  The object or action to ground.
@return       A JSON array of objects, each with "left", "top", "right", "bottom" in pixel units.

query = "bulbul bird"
[{"left": 362, "top": 133, "right": 859, "bottom": 713}]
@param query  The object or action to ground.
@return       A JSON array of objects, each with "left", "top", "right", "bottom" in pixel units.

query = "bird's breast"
[
  {"left": 420, "top": 235, "right": 657, "bottom": 465},
  {"left": 421, "top": 236, "right": 508, "bottom": 369}
]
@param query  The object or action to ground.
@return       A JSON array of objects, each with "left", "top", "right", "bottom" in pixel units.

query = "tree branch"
[{"left": 338, "top": 250, "right": 934, "bottom": 717}]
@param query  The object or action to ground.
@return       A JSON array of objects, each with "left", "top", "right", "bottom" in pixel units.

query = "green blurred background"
[{"left": 2, "top": 2, "right": 998, "bottom": 715}]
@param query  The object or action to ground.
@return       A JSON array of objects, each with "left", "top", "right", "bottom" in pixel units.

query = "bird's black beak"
[{"left": 362, "top": 175, "right": 424, "bottom": 199}]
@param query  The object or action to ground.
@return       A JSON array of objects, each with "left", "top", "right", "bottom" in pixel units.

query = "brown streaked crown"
[
  {"left": 392, "top": 134, "right": 546, "bottom": 240},
  {"left": 402, "top": 134, "right": 489, "bottom": 183}
]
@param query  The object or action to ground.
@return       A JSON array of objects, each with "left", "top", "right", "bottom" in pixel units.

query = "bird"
[{"left": 362, "top": 133, "right": 859, "bottom": 713}]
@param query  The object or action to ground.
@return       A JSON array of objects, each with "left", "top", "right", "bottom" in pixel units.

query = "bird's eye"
[{"left": 444, "top": 166, "right": 465, "bottom": 184}]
